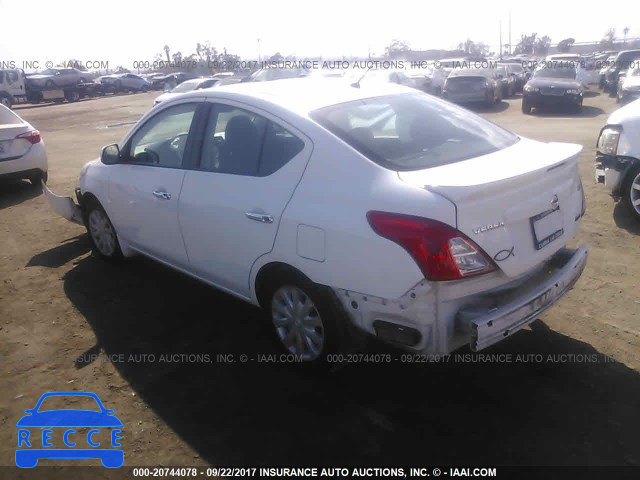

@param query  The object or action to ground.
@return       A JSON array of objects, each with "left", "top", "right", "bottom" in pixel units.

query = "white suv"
[
  {"left": 595, "top": 99, "right": 640, "bottom": 221},
  {"left": 45, "top": 79, "right": 588, "bottom": 362}
]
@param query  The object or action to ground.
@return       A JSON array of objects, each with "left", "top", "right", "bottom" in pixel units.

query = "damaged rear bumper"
[
  {"left": 457, "top": 245, "right": 588, "bottom": 351},
  {"left": 42, "top": 181, "right": 84, "bottom": 225}
]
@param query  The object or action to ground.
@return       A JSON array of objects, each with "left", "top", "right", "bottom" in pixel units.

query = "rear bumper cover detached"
[
  {"left": 457, "top": 245, "right": 588, "bottom": 351},
  {"left": 42, "top": 181, "right": 84, "bottom": 225}
]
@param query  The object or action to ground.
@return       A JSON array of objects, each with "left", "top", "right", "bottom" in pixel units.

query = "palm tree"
[
  {"left": 623, "top": 27, "right": 630, "bottom": 46},
  {"left": 163, "top": 45, "right": 171, "bottom": 64}
]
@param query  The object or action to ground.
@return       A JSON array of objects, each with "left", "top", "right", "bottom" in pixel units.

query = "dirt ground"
[{"left": 1, "top": 89, "right": 639, "bottom": 474}]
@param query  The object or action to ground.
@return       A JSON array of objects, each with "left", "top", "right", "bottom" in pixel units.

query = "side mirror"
[{"left": 101, "top": 144, "right": 121, "bottom": 165}]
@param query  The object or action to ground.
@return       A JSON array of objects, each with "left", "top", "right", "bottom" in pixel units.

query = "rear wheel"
[
  {"left": 83, "top": 199, "right": 123, "bottom": 262},
  {"left": 622, "top": 165, "right": 640, "bottom": 222},
  {"left": 522, "top": 99, "right": 532, "bottom": 114},
  {"left": 262, "top": 268, "right": 351, "bottom": 363},
  {"left": 65, "top": 90, "right": 80, "bottom": 102}
]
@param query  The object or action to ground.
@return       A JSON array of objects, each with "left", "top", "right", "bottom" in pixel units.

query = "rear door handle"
[
  {"left": 245, "top": 212, "right": 274, "bottom": 224},
  {"left": 153, "top": 191, "right": 171, "bottom": 200}
]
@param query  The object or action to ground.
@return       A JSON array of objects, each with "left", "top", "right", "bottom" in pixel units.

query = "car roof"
[
  {"left": 175, "top": 78, "right": 417, "bottom": 116},
  {"left": 448, "top": 68, "right": 491, "bottom": 77}
]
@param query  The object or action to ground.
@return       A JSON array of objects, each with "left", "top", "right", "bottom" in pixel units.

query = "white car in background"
[
  {"left": 595, "top": 98, "right": 640, "bottom": 221},
  {"left": 0, "top": 104, "right": 47, "bottom": 185},
  {"left": 44, "top": 79, "right": 587, "bottom": 362},
  {"left": 154, "top": 77, "right": 225, "bottom": 106},
  {"left": 616, "top": 66, "right": 640, "bottom": 105}
]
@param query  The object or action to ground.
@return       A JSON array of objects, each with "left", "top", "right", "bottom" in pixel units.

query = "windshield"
[
  {"left": 505, "top": 64, "right": 523, "bottom": 73},
  {"left": 310, "top": 93, "right": 518, "bottom": 171},
  {"left": 533, "top": 66, "right": 576, "bottom": 79},
  {"left": 170, "top": 81, "right": 199, "bottom": 93}
]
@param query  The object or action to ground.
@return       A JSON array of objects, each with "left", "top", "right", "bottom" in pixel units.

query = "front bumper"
[
  {"left": 523, "top": 91, "right": 582, "bottom": 107},
  {"left": 456, "top": 246, "right": 588, "bottom": 351},
  {"left": 42, "top": 181, "right": 84, "bottom": 225},
  {"left": 594, "top": 153, "right": 635, "bottom": 195}
]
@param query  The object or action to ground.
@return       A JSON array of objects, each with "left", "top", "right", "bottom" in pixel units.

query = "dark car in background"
[
  {"left": 604, "top": 49, "right": 640, "bottom": 95},
  {"left": 150, "top": 72, "right": 197, "bottom": 90},
  {"left": 522, "top": 64, "right": 583, "bottom": 114},
  {"left": 499, "top": 62, "right": 528, "bottom": 92},
  {"left": 442, "top": 68, "right": 502, "bottom": 107},
  {"left": 495, "top": 65, "right": 516, "bottom": 97}
]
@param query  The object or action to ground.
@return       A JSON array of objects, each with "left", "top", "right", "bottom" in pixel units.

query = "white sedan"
[
  {"left": 0, "top": 105, "right": 47, "bottom": 184},
  {"left": 44, "top": 79, "right": 588, "bottom": 362}
]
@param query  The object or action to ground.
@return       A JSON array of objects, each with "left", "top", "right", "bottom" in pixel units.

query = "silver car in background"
[
  {"left": 442, "top": 68, "right": 502, "bottom": 107},
  {"left": 26, "top": 68, "right": 93, "bottom": 89},
  {"left": 99, "top": 73, "right": 151, "bottom": 92}
]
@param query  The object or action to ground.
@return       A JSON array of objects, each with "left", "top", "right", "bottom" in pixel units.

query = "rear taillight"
[
  {"left": 16, "top": 130, "right": 41, "bottom": 144},
  {"left": 367, "top": 211, "right": 496, "bottom": 281}
]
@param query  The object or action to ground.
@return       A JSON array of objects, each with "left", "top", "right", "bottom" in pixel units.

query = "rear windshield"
[
  {"left": 0, "top": 105, "right": 24, "bottom": 125},
  {"left": 310, "top": 93, "right": 519, "bottom": 171}
]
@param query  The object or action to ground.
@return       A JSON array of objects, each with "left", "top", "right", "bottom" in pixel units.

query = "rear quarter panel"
[{"left": 251, "top": 125, "right": 457, "bottom": 300}]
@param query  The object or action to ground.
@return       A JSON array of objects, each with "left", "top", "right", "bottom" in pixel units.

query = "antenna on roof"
[{"left": 351, "top": 68, "right": 370, "bottom": 88}]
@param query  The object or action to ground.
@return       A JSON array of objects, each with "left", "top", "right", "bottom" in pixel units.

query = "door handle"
[
  {"left": 245, "top": 212, "right": 274, "bottom": 224},
  {"left": 152, "top": 191, "right": 171, "bottom": 200}
]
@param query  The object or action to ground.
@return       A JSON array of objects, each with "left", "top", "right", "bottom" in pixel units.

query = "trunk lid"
[
  {"left": 398, "top": 138, "right": 584, "bottom": 278},
  {"left": 0, "top": 124, "right": 31, "bottom": 160}
]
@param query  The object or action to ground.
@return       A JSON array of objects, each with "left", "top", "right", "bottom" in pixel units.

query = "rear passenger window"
[
  {"left": 200, "top": 105, "right": 304, "bottom": 176},
  {"left": 259, "top": 122, "right": 305, "bottom": 176}
]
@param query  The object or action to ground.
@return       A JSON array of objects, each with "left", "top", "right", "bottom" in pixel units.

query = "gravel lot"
[{"left": 1, "top": 89, "right": 639, "bottom": 471}]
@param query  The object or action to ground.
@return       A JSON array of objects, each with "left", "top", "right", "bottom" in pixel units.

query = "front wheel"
[
  {"left": 522, "top": 100, "right": 532, "bottom": 114},
  {"left": 0, "top": 94, "right": 12, "bottom": 108},
  {"left": 83, "top": 199, "right": 123, "bottom": 262},
  {"left": 622, "top": 165, "right": 640, "bottom": 222}
]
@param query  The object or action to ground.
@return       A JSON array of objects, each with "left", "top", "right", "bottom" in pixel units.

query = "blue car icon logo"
[{"left": 16, "top": 391, "right": 123, "bottom": 468}]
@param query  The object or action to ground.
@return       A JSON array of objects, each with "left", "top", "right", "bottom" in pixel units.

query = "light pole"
[{"left": 257, "top": 38, "right": 261, "bottom": 63}]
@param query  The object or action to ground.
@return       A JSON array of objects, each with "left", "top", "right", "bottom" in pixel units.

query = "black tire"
[
  {"left": 0, "top": 94, "right": 13, "bottom": 109},
  {"left": 261, "top": 267, "right": 354, "bottom": 364},
  {"left": 82, "top": 198, "right": 124, "bottom": 263},
  {"left": 571, "top": 100, "right": 583, "bottom": 114},
  {"left": 622, "top": 165, "right": 640, "bottom": 223},
  {"left": 65, "top": 90, "right": 80, "bottom": 102},
  {"left": 522, "top": 99, "right": 532, "bottom": 114},
  {"left": 30, "top": 171, "right": 47, "bottom": 186}
]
